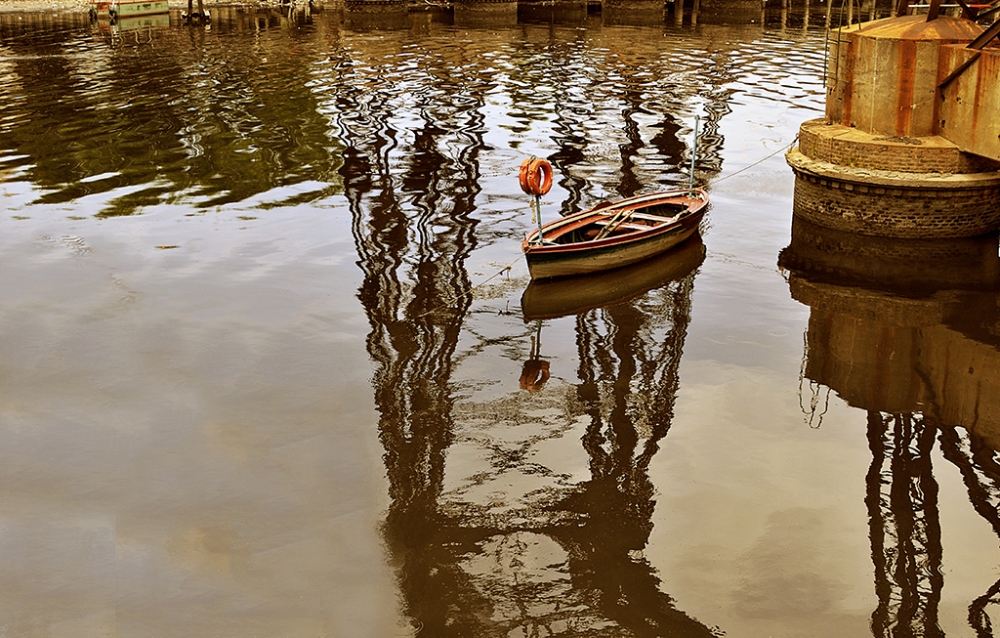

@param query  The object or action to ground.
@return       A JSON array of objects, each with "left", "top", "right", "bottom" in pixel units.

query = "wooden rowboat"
[{"left": 521, "top": 188, "right": 709, "bottom": 281}]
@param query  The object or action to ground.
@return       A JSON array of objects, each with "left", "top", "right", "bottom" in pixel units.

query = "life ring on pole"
[{"left": 518, "top": 158, "right": 553, "bottom": 197}]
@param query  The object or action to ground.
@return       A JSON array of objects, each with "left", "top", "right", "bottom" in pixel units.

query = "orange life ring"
[
  {"left": 519, "top": 359, "right": 550, "bottom": 393},
  {"left": 518, "top": 158, "right": 553, "bottom": 196}
]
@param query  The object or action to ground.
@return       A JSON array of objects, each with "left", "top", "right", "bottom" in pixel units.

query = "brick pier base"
[{"left": 787, "top": 119, "right": 1000, "bottom": 239}]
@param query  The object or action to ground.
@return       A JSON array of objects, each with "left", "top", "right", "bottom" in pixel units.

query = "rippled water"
[{"left": 2, "top": 5, "right": 999, "bottom": 637}]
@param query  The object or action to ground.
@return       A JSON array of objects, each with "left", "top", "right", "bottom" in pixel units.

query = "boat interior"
[{"left": 553, "top": 204, "right": 689, "bottom": 244}]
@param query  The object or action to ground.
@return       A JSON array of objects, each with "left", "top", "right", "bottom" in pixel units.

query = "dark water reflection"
[
  {"left": 3, "top": 4, "right": 1000, "bottom": 637},
  {"left": 780, "top": 219, "right": 1000, "bottom": 638},
  {"left": 0, "top": 4, "right": 757, "bottom": 217}
]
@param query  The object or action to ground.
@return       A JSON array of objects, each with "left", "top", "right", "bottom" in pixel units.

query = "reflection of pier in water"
[
  {"left": 340, "top": 46, "right": 718, "bottom": 632},
  {"left": 779, "top": 218, "right": 1000, "bottom": 636}
]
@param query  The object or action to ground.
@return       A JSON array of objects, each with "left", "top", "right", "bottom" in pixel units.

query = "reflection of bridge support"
[
  {"left": 344, "top": 0, "right": 409, "bottom": 29},
  {"left": 778, "top": 218, "right": 1000, "bottom": 449},
  {"left": 454, "top": 0, "right": 518, "bottom": 27},
  {"left": 602, "top": 0, "right": 667, "bottom": 25},
  {"left": 780, "top": 218, "right": 1000, "bottom": 637},
  {"left": 866, "top": 412, "right": 944, "bottom": 638},
  {"left": 694, "top": 0, "right": 763, "bottom": 23}
]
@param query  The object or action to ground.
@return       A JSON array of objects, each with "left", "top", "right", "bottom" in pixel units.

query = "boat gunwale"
[{"left": 522, "top": 189, "right": 708, "bottom": 256}]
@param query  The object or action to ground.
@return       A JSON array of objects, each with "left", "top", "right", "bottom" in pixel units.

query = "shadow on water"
[{"left": 779, "top": 217, "right": 1000, "bottom": 637}]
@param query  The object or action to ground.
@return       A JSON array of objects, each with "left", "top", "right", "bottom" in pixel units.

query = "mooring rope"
[
  {"left": 710, "top": 135, "right": 800, "bottom": 185},
  {"left": 413, "top": 253, "right": 523, "bottom": 319}
]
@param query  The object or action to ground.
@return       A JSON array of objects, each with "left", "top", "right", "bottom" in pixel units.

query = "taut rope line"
[
  {"left": 413, "top": 253, "right": 523, "bottom": 320},
  {"left": 710, "top": 135, "right": 799, "bottom": 185}
]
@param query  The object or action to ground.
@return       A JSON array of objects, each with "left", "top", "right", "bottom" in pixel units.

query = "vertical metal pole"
[
  {"left": 689, "top": 115, "right": 699, "bottom": 192},
  {"left": 534, "top": 195, "right": 543, "bottom": 243}
]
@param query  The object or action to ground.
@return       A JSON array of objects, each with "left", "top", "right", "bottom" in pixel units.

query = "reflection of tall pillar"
[
  {"left": 937, "top": 425, "right": 1000, "bottom": 636},
  {"left": 547, "top": 271, "right": 717, "bottom": 636},
  {"left": 616, "top": 72, "right": 646, "bottom": 198},
  {"left": 454, "top": 0, "right": 518, "bottom": 27},
  {"left": 866, "top": 412, "right": 944, "bottom": 638},
  {"left": 695, "top": 0, "right": 763, "bottom": 23},
  {"left": 345, "top": 78, "right": 483, "bottom": 635},
  {"left": 548, "top": 47, "right": 596, "bottom": 216},
  {"left": 781, "top": 219, "right": 1000, "bottom": 637}
]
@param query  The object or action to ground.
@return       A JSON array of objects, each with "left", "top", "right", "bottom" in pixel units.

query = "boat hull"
[{"left": 522, "top": 189, "right": 708, "bottom": 280}]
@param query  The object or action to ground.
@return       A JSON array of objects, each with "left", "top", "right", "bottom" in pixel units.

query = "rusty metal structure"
[
  {"left": 821, "top": 12, "right": 1000, "bottom": 167},
  {"left": 833, "top": 2, "right": 1000, "bottom": 146},
  {"left": 787, "top": 0, "right": 1000, "bottom": 238}
]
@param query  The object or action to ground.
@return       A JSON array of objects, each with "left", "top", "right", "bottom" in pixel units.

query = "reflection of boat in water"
[
  {"left": 91, "top": 11, "right": 170, "bottom": 32},
  {"left": 521, "top": 189, "right": 709, "bottom": 281},
  {"left": 521, "top": 235, "right": 705, "bottom": 321}
]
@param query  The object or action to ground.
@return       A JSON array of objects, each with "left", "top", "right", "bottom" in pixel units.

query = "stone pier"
[{"left": 787, "top": 15, "right": 1000, "bottom": 238}]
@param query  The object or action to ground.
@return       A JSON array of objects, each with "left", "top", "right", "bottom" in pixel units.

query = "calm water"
[{"left": 2, "top": 4, "right": 999, "bottom": 637}]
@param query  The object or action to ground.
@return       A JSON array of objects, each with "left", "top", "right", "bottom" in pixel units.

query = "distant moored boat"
[{"left": 89, "top": 0, "right": 169, "bottom": 21}]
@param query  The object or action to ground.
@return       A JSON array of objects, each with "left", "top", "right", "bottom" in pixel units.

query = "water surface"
[{"left": 2, "top": 5, "right": 999, "bottom": 637}]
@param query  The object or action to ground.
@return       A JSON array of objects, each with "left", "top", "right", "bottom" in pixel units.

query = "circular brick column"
[{"left": 787, "top": 119, "right": 1000, "bottom": 239}]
